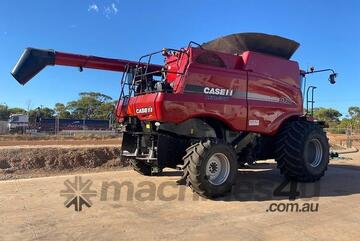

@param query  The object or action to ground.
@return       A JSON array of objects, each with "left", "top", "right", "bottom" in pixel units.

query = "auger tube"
[{"left": 11, "top": 48, "right": 163, "bottom": 85}]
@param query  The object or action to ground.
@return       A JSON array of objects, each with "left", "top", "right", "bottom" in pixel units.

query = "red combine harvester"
[{"left": 12, "top": 33, "right": 337, "bottom": 198}]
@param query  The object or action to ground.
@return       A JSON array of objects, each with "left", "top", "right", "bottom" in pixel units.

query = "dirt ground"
[
  {"left": 0, "top": 135, "right": 123, "bottom": 180},
  {"left": 0, "top": 145, "right": 127, "bottom": 180},
  {"left": 0, "top": 134, "right": 359, "bottom": 240},
  {"left": 0, "top": 152, "right": 359, "bottom": 241},
  {"left": 0, "top": 133, "right": 356, "bottom": 180}
]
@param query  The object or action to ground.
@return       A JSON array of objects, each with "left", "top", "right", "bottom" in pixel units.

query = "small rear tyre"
[
  {"left": 275, "top": 120, "right": 329, "bottom": 182},
  {"left": 182, "top": 140, "right": 237, "bottom": 198}
]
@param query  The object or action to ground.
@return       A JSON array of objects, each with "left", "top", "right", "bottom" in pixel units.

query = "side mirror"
[{"left": 329, "top": 73, "right": 337, "bottom": 84}]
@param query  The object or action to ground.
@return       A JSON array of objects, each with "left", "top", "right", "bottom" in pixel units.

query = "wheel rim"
[
  {"left": 307, "top": 138, "right": 323, "bottom": 168},
  {"left": 205, "top": 153, "right": 230, "bottom": 185}
]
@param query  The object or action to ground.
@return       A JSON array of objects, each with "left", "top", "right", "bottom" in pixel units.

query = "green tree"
[
  {"left": 0, "top": 104, "right": 10, "bottom": 120},
  {"left": 337, "top": 118, "right": 354, "bottom": 129},
  {"left": 54, "top": 103, "right": 72, "bottom": 118},
  {"left": 348, "top": 106, "right": 360, "bottom": 127},
  {"left": 28, "top": 107, "right": 55, "bottom": 119},
  {"left": 66, "top": 92, "right": 114, "bottom": 119},
  {"left": 348, "top": 106, "right": 360, "bottom": 119},
  {"left": 313, "top": 107, "right": 342, "bottom": 126},
  {"left": 0, "top": 92, "right": 115, "bottom": 122},
  {"left": 8, "top": 107, "right": 27, "bottom": 115},
  {"left": 40, "top": 107, "right": 55, "bottom": 118},
  {"left": 0, "top": 105, "right": 27, "bottom": 120},
  {"left": 79, "top": 92, "right": 112, "bottom": 103}
]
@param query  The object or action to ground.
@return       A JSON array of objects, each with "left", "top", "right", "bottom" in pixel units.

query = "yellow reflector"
[{"left": 146, "top": 124, "right": 151, "bottom": 129}]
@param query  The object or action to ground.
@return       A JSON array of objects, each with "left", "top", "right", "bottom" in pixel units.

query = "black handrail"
[
  {"left": 306, "top": 86, "right": 317, "bottom": 116},
  {"left": 132, "top": 47, "right": 191, "bottom": 95}
]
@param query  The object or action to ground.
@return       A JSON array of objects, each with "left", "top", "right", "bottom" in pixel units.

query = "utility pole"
[
  {"left": 346, "top": 127, "right": 352, "bottom": 148},
  {"left": 55, "top": 115, "right": 59, "bottom": 135}
]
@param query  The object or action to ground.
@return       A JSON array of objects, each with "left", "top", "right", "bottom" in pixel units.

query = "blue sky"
[{"left": 1, "top": 0, "right": 359, "bottom": 116}]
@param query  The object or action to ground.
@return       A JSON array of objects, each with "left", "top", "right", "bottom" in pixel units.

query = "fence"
[
  {"left": 59, "top": 130, "right": 118, "bottom": 137},
  {"left": 22, "top": 129, "right": 120, "bottom": 138},
  {"left": 0, "top": 121, "right": 8, "bottom": 134},
  {"left": 326, "top": 128, "right": 360, "bottom": 149},
  {"left": 326, "top": 127, "right": 360, "bottom": 135}
]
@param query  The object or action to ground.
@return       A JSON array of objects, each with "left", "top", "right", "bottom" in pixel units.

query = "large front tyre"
[
  {"left": 275, "top": 120, "right": 329, "bottom": 182},
  {"left": 182, "top": 141, "right": 238, "bottom": 198}
]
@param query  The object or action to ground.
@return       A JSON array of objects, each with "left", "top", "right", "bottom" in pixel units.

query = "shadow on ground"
[{"left": 162, "top": 162, "right": 360, "bottom": 202}]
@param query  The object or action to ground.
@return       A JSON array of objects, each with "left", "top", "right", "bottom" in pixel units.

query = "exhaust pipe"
[{"left": 11, "top": 48, "right": 55, "bottom": 85}]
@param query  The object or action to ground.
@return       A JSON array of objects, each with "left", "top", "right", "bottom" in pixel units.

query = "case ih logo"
[
  {"left": 204, "top": 87, "right": 233, "bottom": 96},
  {"left": 136, "top": 107, "right": 153, "bottom": 114}
]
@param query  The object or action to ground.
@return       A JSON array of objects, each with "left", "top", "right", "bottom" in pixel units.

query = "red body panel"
[
  {"left": 116, "top": 48, "right": 303, "bottom": 135},
  {"left": 244, "top": 51, "right": 302, "bottom": 134},
  {"left": 55, "top": 51, "right": 162, "bottom": 73}
]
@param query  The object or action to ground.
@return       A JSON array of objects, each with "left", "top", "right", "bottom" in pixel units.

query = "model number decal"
[
  {"left": 204, "top": 87, "right": 233, "bottom": 96},
  {"left": 249, "top": 120, "right": 260, "bottom": 126},
  {"left": 136, "top": 107, "right": 153, "bottom": 114}
]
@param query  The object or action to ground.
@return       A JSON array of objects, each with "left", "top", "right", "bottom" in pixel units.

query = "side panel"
[
  {"left": 242, "top": 51, "right": 302, "bottom": 135},
  {"left": 160, "top": 64, "right": 248, "bottom": 131},
  {"left": 117, "top": 64, "right": 248, "bottom": 131},
  {"left": 246, "top": 75, "right": 303, "bottom": 135},
  {"left": 117, "top": 49, "right": 303, "bottom": 135}
]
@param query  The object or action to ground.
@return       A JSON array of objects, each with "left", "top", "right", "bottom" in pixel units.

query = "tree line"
[
  {"left": 312, "top": 107, "right": 360, "bottom": 131},
  {"left": 0, "top": 92, "right": 116, "bottom": 121}
]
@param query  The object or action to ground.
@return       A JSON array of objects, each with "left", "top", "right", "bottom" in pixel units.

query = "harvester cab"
[
  {"left": 115, "top": 46, "right": 192, "bottom": 122},
  {"left": 11, "top": 32, "right": 337, "bottom": 198},
  {"left": 118, "top": 46, "right": 190, "bottom": 100}
]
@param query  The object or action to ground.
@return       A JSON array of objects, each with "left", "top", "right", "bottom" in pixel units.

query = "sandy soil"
[
  {"left": 0, "top": 136, "right": 124, "bottom": 180},
  {"left": 0, "top": 134, "right": 359, "bottom": 240},
  {"left": 0, "top": 152, "right": 359, "bottom": 241},
  {"left": 0, "top": 133, "right": 356, "bottom": 181},
  {"left": 0, "top": 146, "right": 128, "bottom": 180}
]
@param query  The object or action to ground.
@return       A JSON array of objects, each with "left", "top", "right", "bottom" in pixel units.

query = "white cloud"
[
  {"left": 88, "top": 2, "right": 119, "bottom": 18},
  {"left": 88, "top": 4, "right": 99, "bottom": 12},
  {"left": 111, "top": 3, "right": 118, "bottom": 14},
  {"left": 103, "top": 3, "right": 118, "bottom": 19}
]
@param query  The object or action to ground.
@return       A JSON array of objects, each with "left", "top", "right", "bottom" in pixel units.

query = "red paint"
[
  {"left": 116, "top": 48, "right": 303, "bottom": 135},
  {"left": 55, "top": 51, "right": 162, "bottom": 73},
  {"left": 24, "top": 47, "right": 303, "bottom": 135}
]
